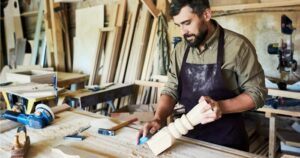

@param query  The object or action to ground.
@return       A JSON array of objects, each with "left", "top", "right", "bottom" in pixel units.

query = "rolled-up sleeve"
[
  {"left": 160, "top": 47, "right": 180, "bottom": 101},
  {"left": 236, "top": 42, "right": 267, "bottom": 109}
]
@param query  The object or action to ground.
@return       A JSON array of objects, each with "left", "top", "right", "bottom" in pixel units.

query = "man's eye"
[{"left": 184, "top": 22, "right": 191, "bottom": 25}]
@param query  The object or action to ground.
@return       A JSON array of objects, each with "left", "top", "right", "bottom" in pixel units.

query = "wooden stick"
[{"left": 109, "top": 117, "right": 138, "bottom": 131}]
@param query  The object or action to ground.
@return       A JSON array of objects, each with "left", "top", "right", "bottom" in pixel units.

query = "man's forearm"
[
  {"left": 154, "top": 95, "right": 177, "bottom": 122},
  {"left": 219, "top": 93, "right": 255, "bottom": 114}
]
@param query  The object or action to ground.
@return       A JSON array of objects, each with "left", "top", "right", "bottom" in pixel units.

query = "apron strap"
[
  {"left": 217, "top": 27, "right": 225, "bottom": 66},
  {"left": 178, "top": 46, "right": 190, "bottom": 101}
]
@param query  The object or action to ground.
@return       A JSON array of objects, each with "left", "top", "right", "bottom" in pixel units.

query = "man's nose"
[{"left": 180, "top": 26, "right": 188, "bottom": 35}]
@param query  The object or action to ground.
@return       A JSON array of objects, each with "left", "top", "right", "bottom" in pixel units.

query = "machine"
[
  {"left": 2, "top": 103, "right": 55, "bottom": 129},
  {"left": 268, "top": 14, "right": 297, "bottom": 72}
]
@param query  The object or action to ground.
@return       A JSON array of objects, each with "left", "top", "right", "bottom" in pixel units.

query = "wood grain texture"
[
  {"left": 50, "top": 1, "right": 66, "bottom": 71},
  {"left": 0, "top": 110, "right": 261, "bottom": 158}
]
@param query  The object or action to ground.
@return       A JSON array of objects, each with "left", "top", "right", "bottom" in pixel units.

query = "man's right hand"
[{"left": 136, "top": 118, "right": 162, "bottom": 144}]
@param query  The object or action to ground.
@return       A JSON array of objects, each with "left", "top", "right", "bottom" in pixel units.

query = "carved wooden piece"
[{"left": 147, "top": 99, "right": 209, "bottom": 155}]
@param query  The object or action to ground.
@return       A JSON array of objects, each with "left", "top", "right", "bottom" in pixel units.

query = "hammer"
[{"left": 98, "top": 117, "right": 138, "bottom": 136}]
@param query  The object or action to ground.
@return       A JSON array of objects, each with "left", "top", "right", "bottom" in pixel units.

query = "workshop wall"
[
  {"left": 215, "top": 11, "right": 300, "bottom": 83},
  {"left": 1, "top": 0, "right": 300, "bottom": 84}
]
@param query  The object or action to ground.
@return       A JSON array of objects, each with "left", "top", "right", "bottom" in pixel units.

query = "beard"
[{"left": 184, "top": 27, "right": 208, "bottom": 48}]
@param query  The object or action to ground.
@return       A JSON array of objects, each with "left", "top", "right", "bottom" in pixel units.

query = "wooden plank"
[
  {"left": 269, "top": 115, "right": 277, "bottom": 158},
  {"left": 137, "top": 18, "right": 158, "bottom": 104},
  {"left": 61, "top": 4, "right": 72, "bottom": 72},
  {"left": 141, "top": 0, "right": 160, "bottom": 18},
  {"left": 114, "top": 0, "right": 139, "bottom": 83},
  {"left": 73, "top": 5, "right": 104, "bottom": 75},
  {"left": 4, "top": 0, "right": 23, "bottom": 63},
  {"left": 49, "top": 1, "right": 66, "bottom": 71},
  {"left": 30, "top": 0, "right": 44, "bottom": 65},
  {"left": 6, "top": 70, "right": 55, "bottom": 84},
  {"left": 114, "top": 13, "right": 132, "bottom": 83},
  {"left": 134, "top": 80, "right": 165, "bottom": 88},
  {"left": 88, "top": 30, "right": 106, "bottom": 86},
  {"left": 268, "top": 88, "right": 300, "bottom": 100},
  {"left": 211, "top": 0, "right": 300, "bottom": 11},
  {"left": 15, "top": 38, "right": 27, "bottom": 66},
  {"left": 124, "top": 2, "right": 151, "bottom": 83},
  {"left": 57, "top": 71, "right": 88, "bottom": 88},
  {"left": 100, "top": 3, "right": 124, "bottom": 84},
  {"left": 44, "top": 0, "right": 55, "bottom": 67},
  {"left": 257, "top": 108, "right": 300, "bottom": 118}
]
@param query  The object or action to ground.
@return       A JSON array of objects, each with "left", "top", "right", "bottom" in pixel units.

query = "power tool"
[
  {"left": 268, "top": 14, "right": 297, "bottom": 72},
  {"left": 2, "top": 104, "right": 55, "bottom": 129}
]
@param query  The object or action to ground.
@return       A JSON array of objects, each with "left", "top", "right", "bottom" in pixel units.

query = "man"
[{"left": 137, "top": 0, "right": 267, "bottom": 151}]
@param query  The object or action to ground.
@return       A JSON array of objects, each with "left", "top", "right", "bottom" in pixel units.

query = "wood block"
[
  {"left": 6, "top": 70, "right": 55, "bottom": 84},
  {"left": 147, "top": 127, "right": 175, "bottom": 155},
  {"left": 11, "top": 128, "right": 30, "bottom": 158}
]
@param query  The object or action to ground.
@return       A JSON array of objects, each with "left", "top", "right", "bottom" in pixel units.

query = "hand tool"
[
  {"left": 64, "top": 125, "right": 91, "bottom": 141},
  {"left": 2, "top": 103, "right": 55, "bottom": 129},
  {"left": 0, "top": 104, "right": 71, "bottom": 133},
  {"left": 11, "top": 126, "right": 30, "bottom": 158},
  {"left": 98, "top": 117, "right": 138, "bottom": 136}
]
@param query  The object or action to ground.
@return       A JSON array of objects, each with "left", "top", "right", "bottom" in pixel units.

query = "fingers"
[
  {"left": 198, "top": 96, "right": 222, "bottom": 124},
  {"left": 136, "top": 119, "right": 161, "bottom": 144}
]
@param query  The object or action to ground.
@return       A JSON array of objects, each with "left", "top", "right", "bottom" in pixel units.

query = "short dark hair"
[{"left": 169, "top": 0, "right": 210, "bottom": 16}]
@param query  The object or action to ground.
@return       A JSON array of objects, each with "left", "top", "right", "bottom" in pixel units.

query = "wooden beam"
[
  {"left": 31, "top": 0, "right": 44, "bottom": 65},
  {"left": 268, "top": 88, "right": 300, "bottom": 100},
  {"left": 211, "top": 0, "right": 300, "bottom": 11},
  {"left": 124, "top": 2, "right": 151, "bottom": 83},
  {"left": 268, "top": 115, "right": 277, "bottom": 158},
  {"left": 141, "top": 0, "right": 160, "bottom": 18},
  {"left": 114, "top": 0, "right": 139, "bottom": 83},
  {"left": 20, "top": 11, "right": 38, "bottom": 17},
  {"left": 49, "top": 1, "right": 65, "bottom": 71},
  {"left": 134, "top": 80, "right": 165, "bottom": 88},
  {"left": 257, "top": 108, "right": 300, "bottom": 118}
]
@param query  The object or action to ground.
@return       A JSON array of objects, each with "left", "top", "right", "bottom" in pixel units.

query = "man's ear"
[{"left": 202, "top": 9, "right": 212, "bottom": 22}]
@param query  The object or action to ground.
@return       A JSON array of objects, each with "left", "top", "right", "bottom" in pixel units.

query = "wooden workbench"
[{"left": 0, "top": 109, "right": 262, "bottom": 158}]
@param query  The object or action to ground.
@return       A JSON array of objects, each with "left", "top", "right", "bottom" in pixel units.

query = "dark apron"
[{"left": 178, "top": 27, "right": 249, "bottom": 151}]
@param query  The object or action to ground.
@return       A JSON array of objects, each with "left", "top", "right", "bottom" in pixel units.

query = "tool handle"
[{"left": 110, "top": 117, "right": 138, "bottom": 131}]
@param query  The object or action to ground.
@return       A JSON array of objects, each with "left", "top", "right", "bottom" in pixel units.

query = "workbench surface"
[{"left": 0, "top": 109, "right": 262, "bottom": 158}]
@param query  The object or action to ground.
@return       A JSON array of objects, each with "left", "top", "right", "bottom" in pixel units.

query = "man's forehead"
[{"left": 173, "top": 6, "right": 196, "bottom": 24}]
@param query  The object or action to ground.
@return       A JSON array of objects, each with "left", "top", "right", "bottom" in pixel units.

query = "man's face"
[{"left": 173, "top": 6, "right": 208, "bottom": 47}]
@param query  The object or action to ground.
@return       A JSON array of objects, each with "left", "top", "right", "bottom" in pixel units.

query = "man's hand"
[
  {"left": 136, "top": 118, "right": 161, "bottom": 144},
  {"left": 198, "top": 96, "right": 222, "bottom": 124}
]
